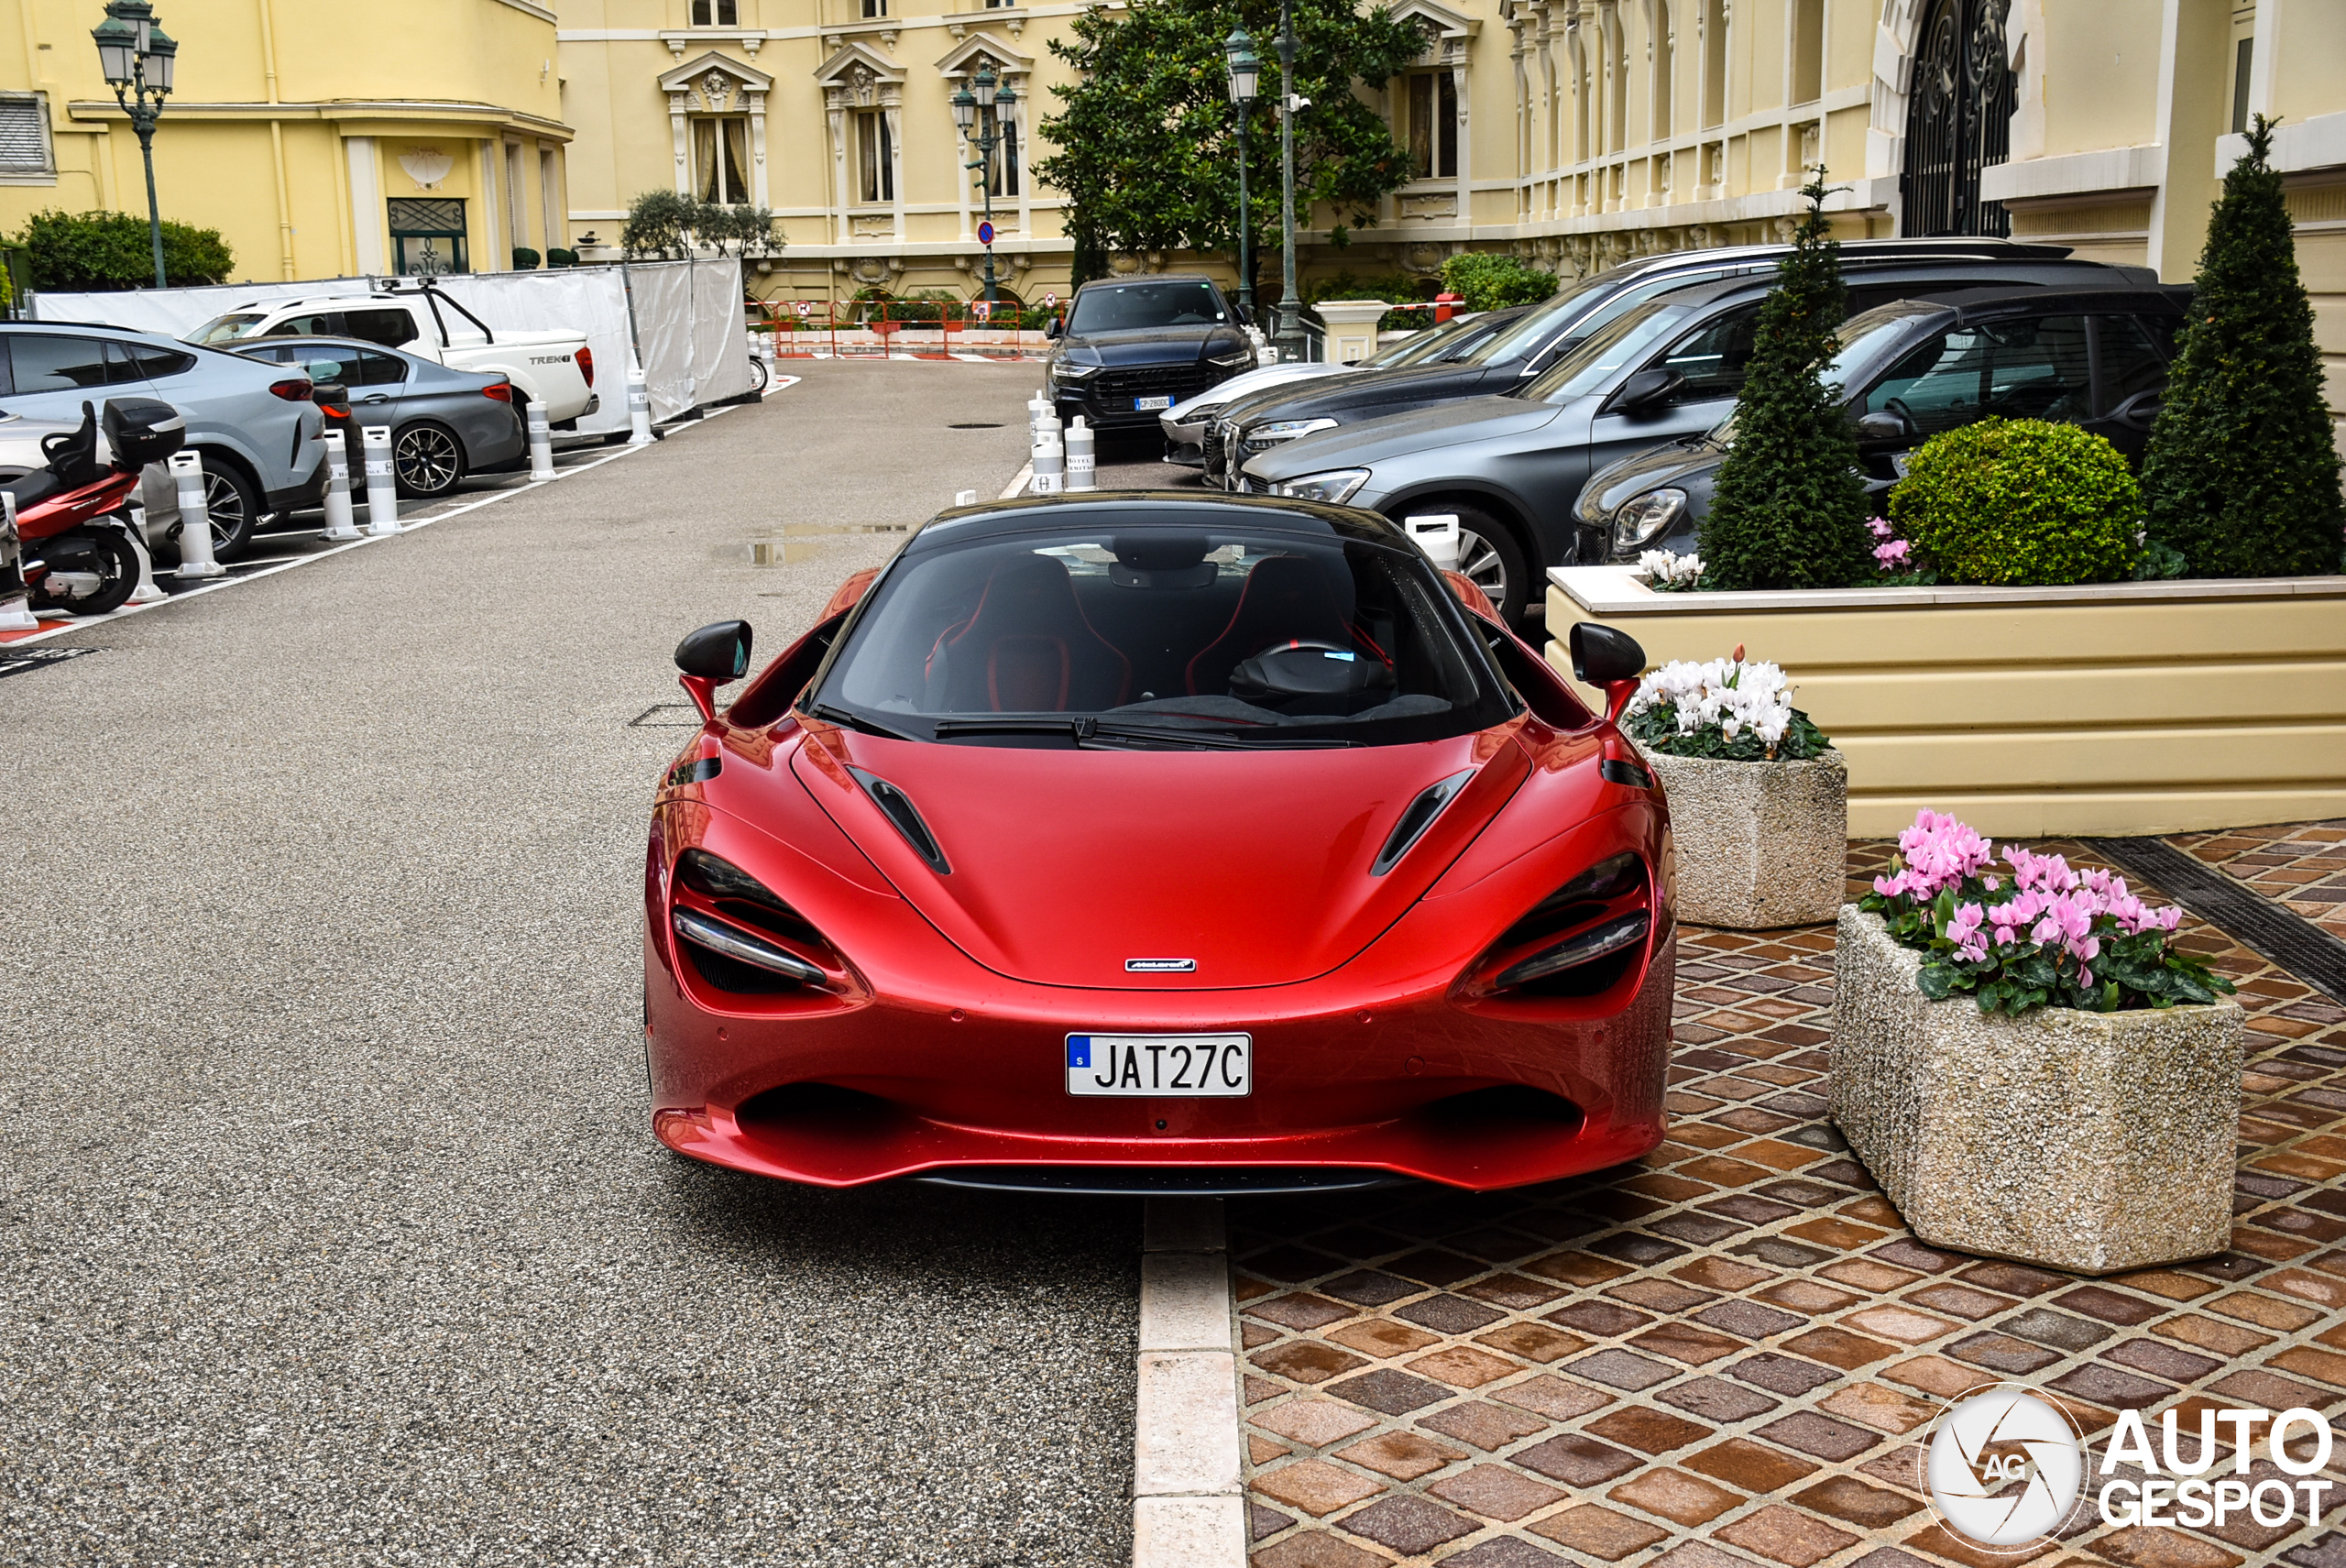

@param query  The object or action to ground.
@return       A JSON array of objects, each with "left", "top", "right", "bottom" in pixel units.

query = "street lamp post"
[
  {"left": 92, "top": 0, "right": 177, "bottom": 289},
  {"left": 952, "top": 63, "right": 1020, "bottom": 305},
  {"left": 1223, "top": 29, "right": 1260, "bottom": 323},
  {"left": 1272, "top": 0, "right": 1307, "bottom": 363}
]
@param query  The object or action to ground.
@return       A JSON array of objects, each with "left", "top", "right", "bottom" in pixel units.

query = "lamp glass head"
[
  {"left": 92, "top": 15, "right": 137, "bottom": 86},
  {"left": 143, "top": 27, "right": 176, "bottom": 93},
  {"left": 950, "top": 82, "right": 977, "bottom": 131}
]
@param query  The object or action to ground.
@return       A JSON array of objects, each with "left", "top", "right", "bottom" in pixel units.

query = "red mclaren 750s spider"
[{"left": 643, "top": 493, "right": 1673, "bottom": 1194}]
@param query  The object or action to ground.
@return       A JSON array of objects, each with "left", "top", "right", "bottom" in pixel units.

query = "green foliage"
[
  {"left": 1695, "top": 171, "right": 1874, "bottom": 590},
  {"left": 545, "top": 247, "right": 580, "bottom": 269},
  {"left": 1439, "top": 251, "right": 1557, "bottom": 313},
  {"left": 12, "top": 208, "right": 233, "bottom": 290},
  {"left": 510, "top": 247, "right": 541, "bottom": 271},
  {"left": 620, "top": 192, "right": 782, "bottom": 259},
  {"left": 2141, "top": 115, "right": 2345, "bottom": 578},
  {"left": 1036, "top": 0, "right": 1421, "bottom": 289},
  {"left": 1887, "top": 418, "right": 2143, "bottom": 586}
]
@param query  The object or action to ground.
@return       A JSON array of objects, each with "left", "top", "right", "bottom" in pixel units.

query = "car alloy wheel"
[
  {"left": 203, "top": 472, "right": 249, "bottom": 554},
  {"left": 392, "top": 423, "right": 464, "bottom": 498},
  {"left": 1459, "top": 529, "right": 1509, "bottom": 615}
]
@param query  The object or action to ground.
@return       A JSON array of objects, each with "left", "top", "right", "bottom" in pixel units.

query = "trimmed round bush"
[{"left": 1887, "top": 418, "right": 2143, "bottom": 586}]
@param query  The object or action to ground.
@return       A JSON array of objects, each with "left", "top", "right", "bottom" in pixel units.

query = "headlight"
[
  {"left": 1245, "top": 417, "right": 1338, "bottom": 448},
  {"left": 1051, "top": 360, "right": 1102, "bottom": 381},
  {"left": 1208, "top": 349, "right": 1255, "bottom": 369},
  {"left": 1273, "top": 468, "right": 1371, "bottom": 505},
  {"left": 1609, "top": 488, "right": 1687, "bottom": 554}
]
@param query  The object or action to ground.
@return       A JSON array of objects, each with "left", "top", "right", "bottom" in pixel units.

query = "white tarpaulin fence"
[{"left": 29, "top": 259, "right": 752, "bottom": 436}]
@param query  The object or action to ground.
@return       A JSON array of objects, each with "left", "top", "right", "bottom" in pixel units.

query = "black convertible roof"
[{"left": 912, "top": 492, "right": 1408, "bottom": 553}]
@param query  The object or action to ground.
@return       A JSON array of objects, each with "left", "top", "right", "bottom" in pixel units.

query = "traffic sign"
[
  {"left": 1044, "top": 291, "right": 1059, "bottom": 305},
  {"left": 976, "top": 220, "right": 996, "bottom": 247},
  {"left": 795, "top": 300, "right": 811, "bottom": 316}
]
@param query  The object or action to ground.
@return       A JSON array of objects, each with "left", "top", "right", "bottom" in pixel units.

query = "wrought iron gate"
[{"left": 1900, "top": 0, "right": 2015, "bottom": 236}]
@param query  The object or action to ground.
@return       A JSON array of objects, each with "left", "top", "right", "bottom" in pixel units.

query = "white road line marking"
[
  {"left": 998, "top": 464, "right": 1033, "bottom": 500},
  {"left": 1134, "top": 1198, "right": 1244, "bottom": 1568},
  {"left": 949, "top": 352, "right": 992, "bottom": 363}
]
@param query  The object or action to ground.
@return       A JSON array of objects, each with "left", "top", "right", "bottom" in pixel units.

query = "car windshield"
[
  {"left": 1518, "top": 302, "right": 1697, "bottom": 404},
  {"left": 1359, "top": 312, "right": 1491, "bottom": 369},
  {"left": 1447, "top": 273, "right": 1617, "bottom": 366},
  {"left": 810, "top": 521, "right": 1518, "bottom": 748},
  {"left": 1068, "top": 281, "right": 1229, "bottom": 334},
  {"left": 186, "top": 313, "right": 269, "bottom": 345}
]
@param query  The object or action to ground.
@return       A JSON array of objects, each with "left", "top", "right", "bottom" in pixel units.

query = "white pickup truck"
[{"left": 186, "top": 284, "right": 599, "bottom": 426}]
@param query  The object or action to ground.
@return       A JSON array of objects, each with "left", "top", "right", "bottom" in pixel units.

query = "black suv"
[
  {"left": 1045, "top": 275, "right": 1258, "bottom": 433},
  {"left": 1575, "top": 283, "right": 2189, "bottom": 562},
  {"left": 1209, "top": 239, "right": 2158, "bottom": 487}
]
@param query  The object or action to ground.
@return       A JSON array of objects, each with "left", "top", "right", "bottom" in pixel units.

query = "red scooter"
[{"left": 4, "top": 398, "right": 184, "bottom": 617}]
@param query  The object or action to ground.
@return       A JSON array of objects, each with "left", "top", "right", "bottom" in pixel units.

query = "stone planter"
[
  {"left": 1829, "top": 906, "right": 2244, "bottom": 1275},
  {"left": 1638, "top": 745, "right": 1847, "bottom": 928}
]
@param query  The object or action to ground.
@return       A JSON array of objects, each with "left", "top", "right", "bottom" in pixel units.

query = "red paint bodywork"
[{"left": 643, "top": 522, "right": 1675, "bottom": 1191}]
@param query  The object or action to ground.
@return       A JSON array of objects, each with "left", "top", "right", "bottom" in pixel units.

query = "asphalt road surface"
[{"left": 0, "top": 364, "right": 1137, "bottom": 1567}]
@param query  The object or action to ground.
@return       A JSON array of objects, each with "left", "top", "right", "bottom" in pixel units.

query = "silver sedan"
[{"left": 235, "top": 336, "right": 528, "bottom": 499}]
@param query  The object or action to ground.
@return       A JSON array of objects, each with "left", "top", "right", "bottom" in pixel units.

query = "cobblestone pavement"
[
  {"left": 2176, "top": 820, "right": 2346, "bottom": 947},
  {"left": 1233, "top": 830, "right": 2346, "bottom": 1568}
]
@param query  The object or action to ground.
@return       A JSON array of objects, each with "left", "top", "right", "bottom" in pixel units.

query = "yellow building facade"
[
  {"left": 0, "top": 0, "right": 572, "bottom": 282},
  {"left": 1, "top": 0, "right": 2339, "bottom": 431}
]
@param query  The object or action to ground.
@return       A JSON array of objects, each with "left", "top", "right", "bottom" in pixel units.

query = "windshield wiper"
[
  {"left": 1087, "top": 722, "right": 1357, "bottom": 751},
  {"left": 931, "top": 718, "right": 1086, "bottom": 739},
  {"left": 802, "top": 702, "right": 920, "bottom": 740}
]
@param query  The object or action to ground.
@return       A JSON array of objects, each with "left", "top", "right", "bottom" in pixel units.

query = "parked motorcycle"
[{"left": 5, "top": 399, "right": 184, "bottom": 617}]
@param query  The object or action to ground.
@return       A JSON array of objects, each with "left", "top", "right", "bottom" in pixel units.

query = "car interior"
[{"left": 824, "top": 527, "right": 1510, "bottom": 740}]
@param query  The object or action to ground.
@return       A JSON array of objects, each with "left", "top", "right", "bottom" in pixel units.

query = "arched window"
[{"left": 1901, "top": 0, "right": 2015, "bottom": 236}]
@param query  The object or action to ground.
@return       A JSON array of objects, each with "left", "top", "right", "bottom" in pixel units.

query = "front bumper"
[{"left": 645, "top": 812, "right": 1673, "bottom": 1191}]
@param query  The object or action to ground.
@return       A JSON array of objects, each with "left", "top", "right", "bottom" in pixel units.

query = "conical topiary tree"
[
  {"left": 1696, "top": 170, "right": 1876, "bottom": 591},
  {"left": 2141, "top": 116, "right": 2346, "bottom": 577}
]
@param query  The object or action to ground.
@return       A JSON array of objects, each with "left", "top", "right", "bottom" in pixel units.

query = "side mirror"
[
  {"left": 1231, "top": 302, "right": 1252, "bottom": 326},
  {"left": 1570, "top": 621, "right": 1647, "bottom": 724},
  {"left": 1855, "top": 411, "right": 1910, "bottom": 445},
  {"left": 1044, "top": 315, "right": 1064, "bottom": 340},
  {"left": 1600, "top": 367, "right": 1684, "bottom": 416},
  {"left": 674, "top": 619, "right": 752, "bottom": 721}
]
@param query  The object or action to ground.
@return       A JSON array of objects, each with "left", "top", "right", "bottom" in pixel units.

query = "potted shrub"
[
  {"left": 1623, "top": 645, "right": 1846, "bottom": 927},
  {"left": 1888, "top": 418, "right": 2143, "bottom": 584},
  {"left": 1832, "top": 812, "right": 2243, "bottom": 1275}
]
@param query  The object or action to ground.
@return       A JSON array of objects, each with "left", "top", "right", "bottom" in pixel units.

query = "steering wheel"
[
  {"left": 1250, "top": 636, "right": 1392, "bottom": 668},
  {"left": 1883, "top": 397, "right": 1919, "bottom": 433}
]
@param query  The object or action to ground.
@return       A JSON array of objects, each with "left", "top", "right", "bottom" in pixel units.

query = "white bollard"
[
  {"left": 361, "top": 426, "right": 400, "bottom": 536},
  {"left": 319, "top": 439, "right": 360, "bottom": 541},
  {"left": 168, "top": 452, "right": 226, "bottom": 579},
  {"left": 1028, "top": 389, "right": 1052, "bottom": 435},
  {"left": 627, "top": 363, "right": 654, "bottom": 445},
  {"left": 1028, "top": 430, "right": 1064, "bottom": 495},
  {"left": 526, "top": 401, "right": 556, "bottom": 482},
  {"left": 0, "top": 492, "right": 38, "bottom": 630},
  {"left": 954, "top": 489, "right": 978, "bottom": 506},
  {"left": 124, "top": 500, "right": 170, "bottom": 603},
  {"left": 1406, "top": 513, "right": 1464, "bottom": 572},
  {"left": 1065, "top": 416, "right": 1096, "bottom": 492}
]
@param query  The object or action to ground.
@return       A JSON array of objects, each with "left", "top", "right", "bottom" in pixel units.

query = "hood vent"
[
  {"left": 1371, "top": 769, "right": 1475, "bottom": 876},
  {"left": 850, "top": 767, "right": 950, "bottom": 874}
]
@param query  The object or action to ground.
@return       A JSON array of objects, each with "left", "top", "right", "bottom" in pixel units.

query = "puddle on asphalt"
[{"left": 744, "top": 523, "right": 911, "bottom": 566}]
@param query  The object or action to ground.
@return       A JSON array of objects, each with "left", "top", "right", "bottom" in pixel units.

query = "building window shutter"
[{"left": 0, "top": 97, "right": 51, "bottom": 175}]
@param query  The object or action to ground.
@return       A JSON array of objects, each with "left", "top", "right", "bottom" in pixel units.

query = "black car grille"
[
  {"left": 1096, "top": 365, "right": 1209, "bottom": 406},
  {"left": 1201, "top": 420, "right": 1226, "bottom": 482}
]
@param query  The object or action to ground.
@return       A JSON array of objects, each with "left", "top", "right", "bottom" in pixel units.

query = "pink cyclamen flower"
[
  {"left": 1867, "top": 517, "right": 1893, "bottom": 539},
  {"left": 1874, "top": 540, "right": 1912, "bottom": 566}
]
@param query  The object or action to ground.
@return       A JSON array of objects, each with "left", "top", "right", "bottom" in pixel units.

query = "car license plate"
[
  {"left": 1066, "top": 1033, "right": 1250, "bottom": 1096},
  {"left": 1135, "top": 395, "right": 1175, "bottom": 411}
]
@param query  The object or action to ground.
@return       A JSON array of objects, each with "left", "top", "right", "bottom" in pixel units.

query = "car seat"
[
  {"left": 925, "top": 553, "right": 1132, "bottom": 712},
  {"left": 1186, "top": 554, "right": 1361, "bottom": 696}
]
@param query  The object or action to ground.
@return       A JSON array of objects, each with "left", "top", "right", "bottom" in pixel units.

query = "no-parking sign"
[{"left": 977, "top": 220, "right": 996, "bottom": 247}]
